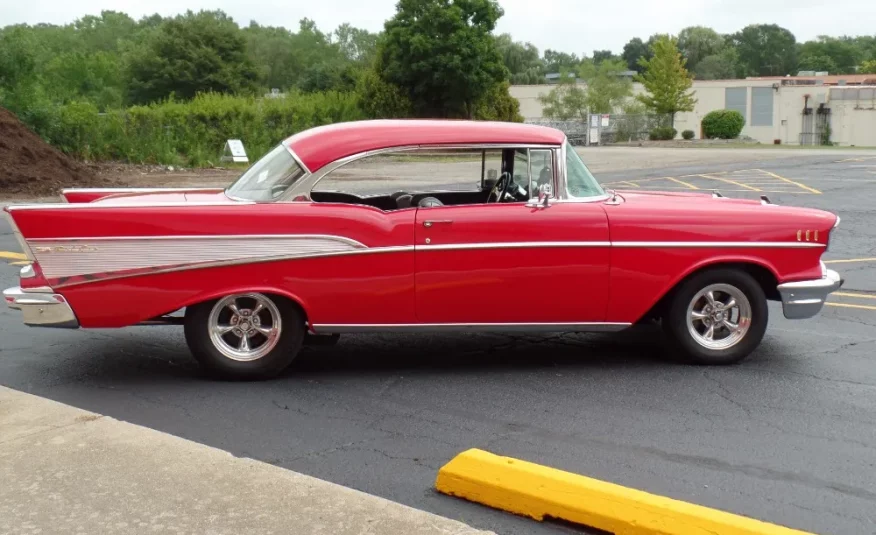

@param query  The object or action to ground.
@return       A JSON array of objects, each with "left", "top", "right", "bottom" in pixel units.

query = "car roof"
[{"left": 284, "top": 119, "right": 566, "bottom": 173}]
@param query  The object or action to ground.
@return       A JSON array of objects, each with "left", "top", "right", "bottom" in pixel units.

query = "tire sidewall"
[
  {"left": 664, "top": 268, "right": 768, "bottom": 365},
  {"left": 184, "top": 294, "right": 305, "bottom": 380}
]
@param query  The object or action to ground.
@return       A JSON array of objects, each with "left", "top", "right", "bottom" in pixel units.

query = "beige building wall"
[{"left": 510, "top": 81, "right": 875, "bottom": 146}]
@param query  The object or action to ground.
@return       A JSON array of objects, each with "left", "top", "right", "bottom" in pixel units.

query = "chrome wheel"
[
  {"left": 208, "top": 294, "right": 281, "bottom": 362},
  {"left": 686, "top": 283, "right": 752, "bottom": 350}
]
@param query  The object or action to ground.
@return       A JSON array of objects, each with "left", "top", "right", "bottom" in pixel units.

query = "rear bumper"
[
  {"left": 3, "top": 287, "right": 79, "bottom": 328},
  {"left": 777, "top": 267, "right": 843, "bottom": 320}
]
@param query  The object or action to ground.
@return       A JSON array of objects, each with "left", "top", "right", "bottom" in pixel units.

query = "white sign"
[
  {"left": 221, "top": 139, "right": 249, "bottom": 163},
  {"left": 590, "top": 115, "right": 599, "bottom": 128},
  {"left": 601, "top": 114, "right": 610, "bottom": 127},
  {"left": 589, "top": 128, "right": 600, "bottom": 145}
]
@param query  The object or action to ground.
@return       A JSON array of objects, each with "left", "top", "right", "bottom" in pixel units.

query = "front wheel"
[
  {"left": 662, "top": 269, "right": 768, "bottom": 365},
  {"left": 184, "top": 293, "right": 305, "bottom": 380}
]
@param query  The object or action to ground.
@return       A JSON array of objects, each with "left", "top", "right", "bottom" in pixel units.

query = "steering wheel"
[{"left": 486, "top": 172, "right": 512, "bottom": 203}]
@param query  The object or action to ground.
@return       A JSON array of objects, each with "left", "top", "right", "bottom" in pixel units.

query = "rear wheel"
[
  {"left": 662, "top": 268, "right": 768, "bottom": 365},
  {"left": 184, "top": 293, "right": 304, "bottom": 380}
]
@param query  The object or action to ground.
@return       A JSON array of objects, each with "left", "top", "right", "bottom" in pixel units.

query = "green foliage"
[
  {"left": 797, "top": 54, "right": 839, "bottom": 74},
  {"left": 537, "top": 74, "right": 586, "bottom": 121},
  {"left": 39, "top": 92, "right": 364, "bottom": 166},
  {"left": 799, "top": 36, "right": 861, "bottom": 74},
  {"left": 126, "top": 11, "right": 259, "bottom": 104},
  {"left": 635, "top": 36, "right": 697, "bottom": 125},
  {"left": 861, "top": 60, "right": 876, "bottom": 74},
  {"left": 681, "top": 129, "right": 695, "bottom": 140},
  {"left": 622, "top": 38, "right": 650, "bottom": 72},
  {"left": 701, "top": 109, "right": 745, "bottom": 139},
  {"left": 677, "top": 26, "right": 726, "bottom": 72},
  {"left": 693, "top": 48, "right": 740, "bottom": 80},
  {"left": 649, "top": 126, "right": 677, "bottom": 141},
  {"left": 592, "top": 50, "right": 618, "bottom": 64},
  {"left": 496, "top": 33, "right": 545, "bottom": 83},
  {"left": 578, "top": 59, "right": 634, "bottom": 114},
  {"left": 474, "top": 81, "right": 524, "bottom": 122},
  {"left": 731, "top": 24, "right": 797, "bottom": 76},
  {"left": 376, "top": 0, "right": 508, "bottom": 118},
  {"left": 543, "top": 49, "right": 580, "bottom": 73},
  {"left": 355, "top": 69, "right": 413, "bottom": 118}
]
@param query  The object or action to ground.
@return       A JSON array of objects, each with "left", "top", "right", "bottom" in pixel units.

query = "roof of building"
[
  {"left": 285, "top": 119, "right": 566, "bottom": 172},
  {"left": 746, "top": 74, "right": 876, "bottom": 85}
]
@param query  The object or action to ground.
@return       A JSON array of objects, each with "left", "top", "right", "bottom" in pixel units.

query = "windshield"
[
  {"left": 564, "top": 141, "right": 604, "bottom": 198},
  {"left": 226, "top": 144, "right": 305, "bottom": 201}
]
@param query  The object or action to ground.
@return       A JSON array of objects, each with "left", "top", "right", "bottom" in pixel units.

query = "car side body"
[{"left": 4, "top": 119, "right": 843, "bottom": 379}]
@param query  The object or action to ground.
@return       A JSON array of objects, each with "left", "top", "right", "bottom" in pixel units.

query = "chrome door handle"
[{"left": 423, "top": 220, "right": 453, "bottom": 228}]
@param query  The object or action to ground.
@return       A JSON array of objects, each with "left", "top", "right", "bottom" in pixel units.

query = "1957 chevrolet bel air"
[{"left": 4, "top": 120, "right": 843, "bottom": 380}]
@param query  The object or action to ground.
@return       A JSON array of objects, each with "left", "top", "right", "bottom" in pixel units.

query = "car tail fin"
[{"left": 3, "top": 207, "right": 50, "bottom": 289}]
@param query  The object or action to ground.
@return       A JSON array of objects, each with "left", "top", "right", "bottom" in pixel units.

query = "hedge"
[{"left": 701, "top": 110, "right": 745, "bottom": 139}]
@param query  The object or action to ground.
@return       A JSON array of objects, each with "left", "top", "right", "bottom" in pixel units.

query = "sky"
[{"left": 3, "top": 0, "right": 875, "bottom": 54}]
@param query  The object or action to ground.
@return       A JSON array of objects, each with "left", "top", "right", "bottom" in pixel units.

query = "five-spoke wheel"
[
  {"left": 185, "top": 292, "right": 304, "bottom": 380},
  {"left": 663, "top": 269, "right": 767, "bottom": 365}
]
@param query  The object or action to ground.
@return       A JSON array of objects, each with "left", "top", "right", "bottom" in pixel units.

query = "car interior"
[{"left": 310, "top": 148, "right": 554, "bottom": 211}]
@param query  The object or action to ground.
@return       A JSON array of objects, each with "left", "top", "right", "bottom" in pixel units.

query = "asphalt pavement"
[{"left": 2, "top": 151, "right": 876, "bottom": 535}]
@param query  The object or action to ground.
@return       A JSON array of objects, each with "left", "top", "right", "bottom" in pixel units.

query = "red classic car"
[{"left": 4, "top": 120, "right": 843, "bottom": 379}]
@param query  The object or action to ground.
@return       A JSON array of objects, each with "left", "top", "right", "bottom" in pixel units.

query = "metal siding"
[
  {"left": 725, "top": 87, "right": 747, "bottom": 121},
  {"left": 751, "top": 87, "right": 774, "bottom": 127}
]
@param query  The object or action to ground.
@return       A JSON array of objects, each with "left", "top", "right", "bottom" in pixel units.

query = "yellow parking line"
[
  {"left": 11, "top": 261, "right": 31, "bottom": 266},
  {"left": 664, "top": 177, "right": 699, "bottom": 190},
  {"left": 826, "top": 302, "right": 876, "bottom": 311},
  {"left": 436, "top": 449, "right": 813, "bottom": 535},
  {"left": 753, "top": 169, "right": 821, "bottom": 194},
  {"left": 824, "top": 257, "right": 876, "bottom": 264},
  {"left": 834, "top": 292, "right": 876, "bottom": 299},
  {"left": 0, "top": 251, "right": 28, "bottom": 261},
  {"left": 698, "top": 174, "right": 762, "bottom": 191}
]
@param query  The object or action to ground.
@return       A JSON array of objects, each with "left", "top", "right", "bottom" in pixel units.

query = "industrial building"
[{"left": 510, "top": 74, "right": 876, "bottom": 146}]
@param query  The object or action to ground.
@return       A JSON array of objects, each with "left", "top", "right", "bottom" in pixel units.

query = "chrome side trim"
[
  {"left": 27, "top": 234, "right": 367, "bottom": 245},
  {"left": 3, "top": 286, "right": 79, "bottom": 328},
  {"left": 61, "top": 187, "right": 225, "bottom": 194},
  {"left": 777, "top": 268, "right": 843, "bottom": 319},
  {"left": 29, "top": 235, "right": 369, "bottom": 280},
  {"left": 417, "top": 241, "right": 611, "bottom": 251},
  {"left": 6, "top": 201, "right": 253, "bottom": 211},
  {"left": 285, "top": 146, "right": 312, "bottom": 174},
  {"left": 311, "top": 322, "right": 631, "bottom": 334},
  {"left": 612, "top": 241, "right": 825, "bottom": 249}
]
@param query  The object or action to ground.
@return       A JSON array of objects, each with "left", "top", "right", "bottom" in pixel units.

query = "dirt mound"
[{"left": 0, "top": 107, "right": 110, "bottom": 196}]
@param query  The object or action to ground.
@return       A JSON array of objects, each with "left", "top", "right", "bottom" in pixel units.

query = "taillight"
[{"left": 19, "top": 262, "right": 51, "bottom": 290}]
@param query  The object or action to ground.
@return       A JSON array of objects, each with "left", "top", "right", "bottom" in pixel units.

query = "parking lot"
[{"left": 2, "top": 149, "right": 876, "bottom": 535}]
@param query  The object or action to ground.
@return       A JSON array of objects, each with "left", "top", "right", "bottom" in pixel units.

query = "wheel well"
[
  {"left": 638, "top": 262, "right": 779, "bottom": 323},
  {"left": 183, "top": 291, "right": 309, "bottom": 325}
]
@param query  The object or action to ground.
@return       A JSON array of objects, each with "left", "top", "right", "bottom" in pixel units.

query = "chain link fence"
[{"left": 526, "top": 114, "right": 673, "bottom": 145}]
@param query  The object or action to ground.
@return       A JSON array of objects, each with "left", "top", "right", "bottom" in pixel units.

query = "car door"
[{"left": 414, "top": 148, "right": 610, "bottom": 325}]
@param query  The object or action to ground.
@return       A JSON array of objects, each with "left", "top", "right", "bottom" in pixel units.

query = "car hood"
[{"left": 92, "top": 189, "right": 233, "bottom": 205}]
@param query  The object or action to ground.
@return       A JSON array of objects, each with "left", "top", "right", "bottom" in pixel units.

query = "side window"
[
  {"left": 314, "top": 148, "right": 503, "bottom": 196},
  {"left": 529, "top": 149, "right": 554, "bottom": 196}
]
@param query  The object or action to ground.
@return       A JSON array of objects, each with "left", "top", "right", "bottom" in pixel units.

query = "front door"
[{"left": 414, "top": 200, "right": 610, "bottom": 324}]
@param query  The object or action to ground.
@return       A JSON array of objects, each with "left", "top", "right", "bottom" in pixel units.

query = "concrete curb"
[
  {"left": 0, "top": 387, "right": 494, "bottom": 535},
  {"left": 436, "top": 448, "right": 813, "bottom": 535}
]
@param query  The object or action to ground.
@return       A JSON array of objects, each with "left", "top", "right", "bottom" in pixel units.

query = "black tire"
[
  {"left": 184, "top": 293, "right": 305, "bottom": 380},
  {"left": 662, "top": 268, "right": 768, "bottom": 365},
  {"left": 304, "top": 333, "right": 340, "bottom": 346}
]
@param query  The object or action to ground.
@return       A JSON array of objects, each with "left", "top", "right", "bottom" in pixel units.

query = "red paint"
[
  {"left": 61, "top": 188, "right": 225, "bottom": 204},
  {"left": 286, "top": 120, "right": 566, "bottom": 173}
]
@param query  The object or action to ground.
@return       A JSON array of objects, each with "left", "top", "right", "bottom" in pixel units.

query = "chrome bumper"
[
  {"left": 777, "top": 268, "right": 843, "bottom": 320},
  {"left": 3, "top": 287, "right": 79, "bottom": 328}
]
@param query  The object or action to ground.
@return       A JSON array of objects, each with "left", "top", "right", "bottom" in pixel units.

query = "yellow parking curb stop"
[{"left": 435, "top": 449, "right": 813, "bottom": 535}]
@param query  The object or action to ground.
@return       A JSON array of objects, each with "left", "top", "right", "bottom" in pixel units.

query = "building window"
[
  {"left": 725, "top": 87, "right": 747, "bottom": 122},
  {"left": 751, "top": 87, "right": 774, "bottom": 127}
]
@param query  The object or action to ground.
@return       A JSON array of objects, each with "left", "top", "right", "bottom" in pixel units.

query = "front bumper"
[
  {"left": 777, "top": 268, "right": 843, "bottom": 320},
  {"left": 3, "top": 287, "right": 80, "bottom": 328}
]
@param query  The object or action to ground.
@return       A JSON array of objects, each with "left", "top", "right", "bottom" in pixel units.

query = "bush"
[
  {"left": 649, "top": 126, "right": 677, "bottom": 141},
  {"left": 682, "top": 129, "right": 695, "bottom": 140},
  {"left": 701, "top": 110, "right": 745, "bottom": 139}
]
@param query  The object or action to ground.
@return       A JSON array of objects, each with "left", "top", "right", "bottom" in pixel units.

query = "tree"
[
  {"left": 798, "top": 36, "right": 861, "bottom": 74},
  {"left": 538, "top": 59, "right": 632, "bottom": 118},
  {"left": 635, "top": 35, "right": 697, "bottom": 126},
  {"left": 677, "top": 26, "right": 726, "bottom": 72},
  {"left": 127, "top": 10, "right": 258, "bottom": 104},
  {"left": 693, "top": 48, "right": 740, "bottom": 80},
  {"left": 861, "top": 59, "right": 876, "bottom": 74},
  {"left": 537, "top": 73, "right": 587, "bottom": 120},
  {"left": 333, "top": 23, "right": 379, "bottom": 65},
  {"left": 592, "top": 50, "right": 618, "bottom": 64},
  {"left": 543, "top": 49, "right": 580, "bottom": 72},
  {"left": 622, "top": 37, "right": 649, "bottom": 71},
  {"left": 376, "top": 0, "right": 508, "bottom": 118},
  {"left": 731, "top": 24, "right": 797, "bottom": 76},
  {"left": 495, "top": 33, "right": 544, "bottom": 83}
]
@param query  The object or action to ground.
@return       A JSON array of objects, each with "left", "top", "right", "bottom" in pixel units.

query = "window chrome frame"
[
  {"left": 558, "top": 137, "right": 610, "bottom": 203},
  {"left": 224, "top": 143, "right": 311, "bottom": 203}
]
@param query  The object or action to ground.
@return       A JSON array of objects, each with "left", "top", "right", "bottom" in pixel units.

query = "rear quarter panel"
[{"left": 8, "top": 202, "right": 416, "bottom": 327}]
